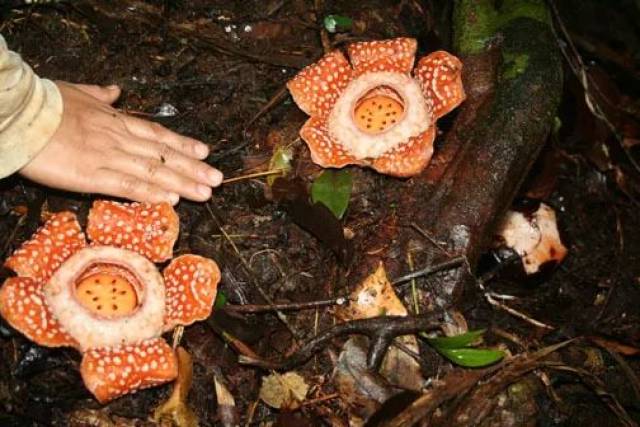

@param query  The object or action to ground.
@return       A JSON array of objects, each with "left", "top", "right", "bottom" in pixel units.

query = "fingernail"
[
  {"left": 197, "top": 184, "right": 212, "bottom": 198},
  {"left": 167, "top": 192, "right": 180, "bottom": 205},
  {"left": 207, "top": 169, "right": 223, "bottom": 186},
  {"left": 106, "top": 84, "right": 119, "bottom": 90},
  {"left": 195, "top": 143, "right": 209, "bottom": 158}
]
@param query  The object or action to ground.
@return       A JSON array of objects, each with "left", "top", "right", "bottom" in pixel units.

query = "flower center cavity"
[
  {"left": 76, "top": 265, "right": 139, "bottom": 317},
  {"left": 353, "top": 87, "right": 404, "bottom": 134}
]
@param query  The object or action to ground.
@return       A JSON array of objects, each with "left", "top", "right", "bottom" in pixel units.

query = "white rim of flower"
[
  {"left": 327, "top": 71, "right": 432, "bottom": 160},
  {"left": 44, "top": 246, "right": 165, "bottom": 350}
]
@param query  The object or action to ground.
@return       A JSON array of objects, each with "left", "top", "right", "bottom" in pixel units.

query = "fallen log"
[{"left": 396, "top": 0, "right": 563, "bottom": 308}]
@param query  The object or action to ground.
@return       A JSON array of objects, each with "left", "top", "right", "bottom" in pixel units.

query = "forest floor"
[{"left": 1, "top": 1, "right": 640, "bottom": 426}]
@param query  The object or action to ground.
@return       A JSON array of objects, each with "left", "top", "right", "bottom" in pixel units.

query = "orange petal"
[
  {"left": 80, "top": 338, "right": 178, "bottom": 403},
  {"left": 371, "top": 127, "right": 436, "bottom": 177},
  {"left": 5, "top": 212, "right": 86, "bottom": 282},
  {"left": 348, "top": 38, "right": 417, "bottom": 74},
  {"left": 0, "top": 277, "right": 78, "bottom": 348},
  {"left": 351, "top": 57, "right": 412, "bottom": 79},
  {"left": 163, "top": 254, "right": 221, "bottom": 330},
  {"left": 287, "top": 50, "right": 353, "bottom": 119},
  {"left": 86, "top": 201, "right": 179, "bottom": 263},
  {"left": 300, "top": 117, "right": 361, "bottom": 168},
  {"left": 414, "top": 51, "right": 465, "bottom": 119}
]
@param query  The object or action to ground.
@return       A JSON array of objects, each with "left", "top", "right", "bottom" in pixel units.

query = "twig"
[
  {"left": 301, "top": 392, "right": 339, "bottom": 407},
  {"left": 548, "top": 0, "right": 640, "bottom": 176},
  {"left": 205, "top": 203, "right": 303, "bottom": 342},
  {"left": 475, "top": 263, "right": 554, "bottom": 330},
  {"left": 245, "top": 86, "right": 288, "bottom": 130},
  {"left": 222, "top": 168, "right": 286, "bottom": 184},
  {"left": 171, "top": 325, "right": 184, "bottom": 349},
  {"left": 387, "top": 340, "right": 574, "bottom": 427},
  {"left": 543, "top": 363, "right": 637, "bottom": 427},
  {"left": 484, "top": 293, "right": 554, "bottom": 330},
  {"left": 392, "top": 256, "right": 466, "bottom": 286},
  {"left": 598, "top": 344, "right": 640, "bottom": 406},
  {"left": 238, "top": 314, "right": 443, "bottom": 371},
  {"left": 407, "top": 250, "right": 420, "bottom": 314},
  {"left": 206, "top": 317, "right": 260, "bottom": 359},
  {"left": 410, "top": 222, "right": 453, "bottom": 257},
  {"left": 224, "top": 296, "right": 349, "bottom": 313}
]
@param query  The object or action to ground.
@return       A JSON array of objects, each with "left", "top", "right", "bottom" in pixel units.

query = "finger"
[
  {"left": 109, "top": 151, "right": 213, "bottom": 202},
  {"left": 93, "top": 168, "right": 180, "bottom": 205},
  {"left": 116, "top": 136, "right": 223, "bottom": 187},
  {"left": 121, "top": 115, "right": 210, "bottom": 159},
  {"left": 73, "top": 84, "right": 122, "bottom": 104}
]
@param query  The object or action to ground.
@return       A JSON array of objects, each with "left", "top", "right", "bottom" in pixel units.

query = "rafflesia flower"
[
  {"left": 0, "top": 201, "right": 220, "bottom": 403},
  {"left": 287, "top": 37, "right": 465, "bottom": 177}
]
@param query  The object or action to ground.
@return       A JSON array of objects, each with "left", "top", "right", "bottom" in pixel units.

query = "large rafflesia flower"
[
  {"left": 0, "top": 201, "right": 220, "bottom": 403},
  {"left": 287, "top": 37, "right": 465, "bottom": 177}
]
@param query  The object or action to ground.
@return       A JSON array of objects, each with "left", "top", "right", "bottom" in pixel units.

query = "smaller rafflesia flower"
[
  {"left": 0, "top": 201, "right": 220, "bottom": 403},
  {"left": 495, "top": 203, "right": 568, "bottom": 274},
  {"left": 287, "top": 37, "right": 465, "bottom": 177}
]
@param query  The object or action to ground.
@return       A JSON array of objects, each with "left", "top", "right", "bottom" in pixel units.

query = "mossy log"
[{"left": 399, "top": 0, "right": 563, "bottom": 307}]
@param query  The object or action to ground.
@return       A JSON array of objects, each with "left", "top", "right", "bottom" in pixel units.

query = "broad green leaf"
[
  {"left": 437, "top": 348, "right": 505, "bottom": 368},
  {"left": 323, "top": 15, "right": 353, "bottom": 33},
  {"left": 311, "top": 170, "right": 353, "bottom": 219},
  {"left": 267, "top": 146, "right": 294, "bottom": 186},
  {"left": 214, "top": 291, "right": 227, "bottom": 310},
  {"left": 426, "top": 329, "right": 486, "bottom": 350}
]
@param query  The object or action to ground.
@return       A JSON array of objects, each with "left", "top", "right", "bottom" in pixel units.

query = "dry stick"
[
  {"left": 410, "top": 222, "right": 453, "bottom": 257},
  {"left": 392, "top": 256, "right": 466, "bottom": 286},
  {"left": 475, "top": 258, "right": 555, "bottom": 330},
  {"left": 542, "top": 363, "right": 637, "bottom": 427},
  {"left": 548, "top": 0, "right": 640, "bottom": 176},
  {"left": 598, "top": 345, "right": 640, "bottom": 406},
  {"left": 224, "top": 296, "right": 349, "bottom": 313},
  {"left": 484, "top": 293, "right": 554, "bottom": 330},
  {"left": 205, "top": 203, "right": 303, "bottom": 342},
  {"left": 245, "top": 86, "right": 288, "bottom": 130},
  {"left": 221, "top": 168, "right": 287, "bottom": 184},
  {"left": 171, "top": 325, "right": 184, "bottom": 349},
  {"left": 301, "top": 393, "right": 339, "bottom": 407},
  {"left": 223, "top": 256, "right": 464, "bottom": 314}
]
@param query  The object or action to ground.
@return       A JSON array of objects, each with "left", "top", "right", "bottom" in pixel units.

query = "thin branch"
[
  {"left": 548, "top": 0, "right": 640, "bottom": 176},
  {"left": 238, "top": 314, "right": 443, "bottom": 371},
  {"left": 222, "top": 168, "right": 287, "bottom": 184},
  {"left": 392, "top": 256, "right": 466, "bottom": 286},
  {"left": 224, "top": 296, "right": 349, "bottom": 313},
  {"left": 205, "top": 203, "right": 303, "bottom": 342}
]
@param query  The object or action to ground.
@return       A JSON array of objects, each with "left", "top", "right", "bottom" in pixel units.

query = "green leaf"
[
  {"left": 267, "top": 146, "right": 294, "bottom": 186},
  {"left": 214, "top": 291, "right": 227, "bottom": 310},
  {"left": 437, "top": 348, "right": 505, "bottom": 368},
  {"left": 311, "top": 170, "right": 353, "bottom": 219},
  {"left": 323, "top": 14, "right": 353, "bottom": 33},
  {"left": 426, "top": 329, "right": 486, "bottom": 350}
]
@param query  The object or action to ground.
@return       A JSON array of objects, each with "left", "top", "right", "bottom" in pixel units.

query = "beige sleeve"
[{"left": 0, "top": 34, "right": 63, "bottom": 178}]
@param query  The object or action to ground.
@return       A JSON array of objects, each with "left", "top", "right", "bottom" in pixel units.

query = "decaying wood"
[{"left": 397, "top": 0, "right": 563, "bottom": 307}]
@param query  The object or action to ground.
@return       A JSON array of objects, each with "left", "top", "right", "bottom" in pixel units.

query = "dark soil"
[{"left": 1, "top": 1, "right": 639, "bottom": 426}]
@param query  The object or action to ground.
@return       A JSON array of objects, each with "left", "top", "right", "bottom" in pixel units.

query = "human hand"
[{"left": 19, "top": 82, "right": 223, "bottom": 205}]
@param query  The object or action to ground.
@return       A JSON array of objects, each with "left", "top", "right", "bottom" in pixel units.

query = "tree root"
[{"left": 238, "top": 314, "right": 444, "bottom": 371}]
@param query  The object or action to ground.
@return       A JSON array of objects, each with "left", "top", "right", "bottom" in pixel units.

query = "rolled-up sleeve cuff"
[{"left": 0, "top": 35, "right": 63, "bottom": 178}]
